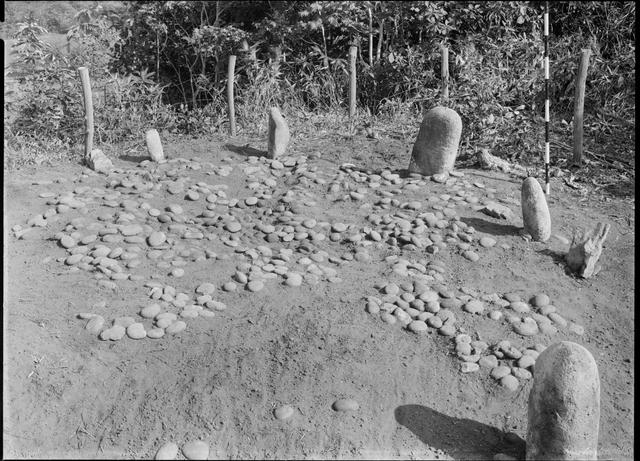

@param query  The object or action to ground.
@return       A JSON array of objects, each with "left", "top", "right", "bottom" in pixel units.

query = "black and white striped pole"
[{"left": 544, "top": 1, "right": 550, "bottom": 195}]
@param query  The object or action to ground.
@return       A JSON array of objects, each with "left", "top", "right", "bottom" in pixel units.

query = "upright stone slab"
[
  {"left": 526, "top": 341, "right": 600, "bottom": 460},
  {"left": 87, "top": 149, "right": 113, "bottom": 174},
  {"left": 408, "top": 106, "right": 462, "bottom": 176},
  {"left": 521, "top": 177, "right": 551, "bottom": 242},
  {"left": 145, "top": 129, "right": 164, "bottom": 162},
  {"left": 267, "top": 107, "right": 290, "bottom": 159}
]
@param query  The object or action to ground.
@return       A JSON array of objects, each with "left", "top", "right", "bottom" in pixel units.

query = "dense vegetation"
[{"left": 3, "top": 1, "right": 635, "bottom": 173}]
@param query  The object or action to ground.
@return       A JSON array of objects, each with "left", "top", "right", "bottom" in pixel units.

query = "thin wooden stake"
[
  {"left": 77, "top": 67, "right": 93, "bottom": 159},
  {"left": 349, "top": 45, "right": 357, "bottom": 120},
  {"left": 227, "top": 54, "right": 236, "bottom": 136},
  {"left": 441, "top": 45, "right": 449, "bottom": 101},
  {"left": 571, "top": 48, "right": 591, "bottom": 167}
]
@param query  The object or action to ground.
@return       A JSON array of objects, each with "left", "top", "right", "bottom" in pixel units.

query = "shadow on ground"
[
  {"left": 118, "top": 154, "right": 149, "bottom": 163},
  {"left": 460, "top": 217, "right": 521, "bottom": 237},
  {"left": 224, "top": 143, "right": 268, "bottom": 158},
  {"left": 394, "top": 405, "right": 525, "bottom": 460}
]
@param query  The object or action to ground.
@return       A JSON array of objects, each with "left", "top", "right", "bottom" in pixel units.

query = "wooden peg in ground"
[{"left": 566, "top": 222, "right": 611, "bottom": 278}]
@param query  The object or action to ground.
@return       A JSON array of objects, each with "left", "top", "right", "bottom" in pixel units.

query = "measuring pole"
[{"left": 544, "top": 1, "right": 550, "bottom": 195}]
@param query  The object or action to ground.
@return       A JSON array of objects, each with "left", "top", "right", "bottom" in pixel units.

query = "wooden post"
[
  {"left": 77, "top": 67, "right": 93, "bottom": 159},
  {"left": 376, "top": 19, "right": 384, "bottom": 63},
  {"left": 572, "top": 48, "right": 591, "bottom": 167},
  {"left": 368, "top": 6, "right": 374, "bottom": 66},
  {"left": 349, "top": 45, "right": 357, "bottom": 120},
  {"left": 441, "top": 45, "right": 449, "bottom": 101},
  {"left": 227, "top": 54, "right": 237, "bottom": 136}
]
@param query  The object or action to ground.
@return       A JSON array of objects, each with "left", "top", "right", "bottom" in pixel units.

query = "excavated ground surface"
[{"left": 3, "top": 133, "right": 634, "bottom": 459}]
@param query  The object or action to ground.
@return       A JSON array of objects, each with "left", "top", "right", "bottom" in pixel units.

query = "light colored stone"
[
  {"left": 332, "top": 398, "right": 359, "bottom": 412},
  {"left": 145, "top": 129, "right": 164, "bottom": 162},
  {"left": 182, "top": 440, "right": 209, "bottom": 460},
  {"left": 126, "top": 322, "right": 146, "bottom": 339},
  {"left": 267, "top": 107, "right": 290, "bottom": 158},
  {"left": 166, "top": 320, "right": 187, "bottom": 334},
  {"left": 274, "top": 404, "right": 295, "bottom": 420},
  {"left": 526, "top": 341, "right": 600, "bottom": 460},
  {"left": 155, "top": 441, "right": 179, "bottom": 460}
]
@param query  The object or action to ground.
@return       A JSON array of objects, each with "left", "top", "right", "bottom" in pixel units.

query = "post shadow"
[
  {"left": 394, "top": 404, "right": 525, "bottom": 460},
  {"left": 223, "top": 143, "right": 268, "bottom": 158},
  {"left": 460, "top": 216, "right": 522, "bottom": 237}
]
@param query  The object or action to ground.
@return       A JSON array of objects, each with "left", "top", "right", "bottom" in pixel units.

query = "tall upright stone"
[
  {"left": 145, "top": 129, "right": 164, "bottom": 162},
  {"left": 267, "top": 107, "right": 290, "bottom": 159},
  {"left": 408, "top": 106, "right": 462, "bottom": 176},
  {"left": 521, "top": 177, "right": 551, "bottom": 242},
  {"left": 526, "top": 341, "right": 600, "bottom": 460}
]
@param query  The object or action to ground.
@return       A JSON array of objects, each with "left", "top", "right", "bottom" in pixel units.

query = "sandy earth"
[{"left": 3, "top": 132, "right": 634, "bottom": 460}]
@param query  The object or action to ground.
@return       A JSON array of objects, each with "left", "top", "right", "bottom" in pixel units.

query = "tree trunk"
[
  {"left": 368, "top": 7, "right": 373, "bottom": 66},
  {"left": 376, "top": 19, "right": 383, "bottom": 62},
  {"left": 572, "top": 49, "right": 591, "bottom": 167}
]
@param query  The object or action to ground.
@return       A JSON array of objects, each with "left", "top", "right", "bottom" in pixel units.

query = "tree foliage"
[{"left": 4, "top": 1, "right": 635, "bottom": 167}]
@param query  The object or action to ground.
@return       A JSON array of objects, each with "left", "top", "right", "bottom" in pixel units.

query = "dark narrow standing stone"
[{"left": 408, "top": 106, "right": 462, "bottom": 176}]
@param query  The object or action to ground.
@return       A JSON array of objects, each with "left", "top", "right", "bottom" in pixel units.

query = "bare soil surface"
[{"left": 3, "top": 132, "right": 634, "bottom": 460}]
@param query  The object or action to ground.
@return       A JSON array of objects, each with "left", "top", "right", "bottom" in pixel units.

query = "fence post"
[
  {"left": 77, "top": 67, "right": 93, "bottom": 159},
  {"left": 441, "top": 45, "right": 449, "bottom": 101},
  {"left": 349, "top": 45, "right": 357, "bottom": 120},
  {"left": 571, "top": 48, "right": 591, "bottom": 167},
  {"left": 227, "top": 54, "right": 237, "bottom": 136}
]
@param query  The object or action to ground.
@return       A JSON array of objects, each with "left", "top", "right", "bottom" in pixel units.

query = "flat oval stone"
[
  {"left": 140, "top": 303, "right": 162, "bottom": 319},
  {"left": 463, "top": 250, "right": 480, "bottom": 262},
  {"left": 332, "top": 398, "right": 359, "bottom": 412},
  {"left": 147, "top": 328, "right": 165, "bottom": 339},
  {"left": 461, "top": 362, "right": 480, "bottom": 373},
  {"left": 464, "top": 299, "right": 484, "bottom": 314},
  {"left": 491, "top": 365, "right": 511, "bottom": 380},
  {"left": 427, "top": 316, "right": 443, "bottom": 328},
  {"left": 196, "top": 283, "right": 216, "bottom": 295},
  {"left": 438, "top": 324, "right": 456, "bottom": 336},
  {"left": 85, "top": 315, "right": 105, "bottom": 334},
  {"left": 500, "top": 374, "right": 520, "bottom": 391},
  {"left": 513, "top": 318, "right": 539, "bottom": 336},
  {"left": 479, "top": 236, "right": 497, "bottom": 248},
  {"left": 182, "top": 440, "right": 209, "bottom": 460},
  {"left": 531, "top": 293, "right": 550, "bottom": 307},
  {"left": 285, "top": 273, "right": 303, "bottom": 287},
  {"left": 381, "top": 312, "right": 396, "bottom": 324},
  {"left": 60, "top": 235, "right": 76, "bottom": 248},
  {"left": 274, "top": 404, "right": 295, "bottom": 420},
  {"left": 247, "top": 280, "right": 264, "bottom": 292},
  {"left": 166, "top": 320, "right": 187, "bottom": 334},
  {"left": 510, "top": 301, "right": 530, "bottom": 313},
  {"left": 155, "top": 441, "right": 179, "bottom": 460},
  {"left": 408, "top": 320, "right": 429, "bottom": 333},
  {"left": 126, "top": 322, "right": 146, "bottom": 339},
  {"left": 148, "top": 231, "right": 167, "bottom": 247},
  {"left": 225, "top": 222, "right": 242, "bottom": 233}
]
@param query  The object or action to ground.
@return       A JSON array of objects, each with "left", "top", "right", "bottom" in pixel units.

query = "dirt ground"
[{"left": 3, "top": 131, "right": 634, "bottom": 460}]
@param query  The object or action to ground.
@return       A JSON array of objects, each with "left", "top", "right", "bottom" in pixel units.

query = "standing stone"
[
  {"left": 526, "top": 341, "right": 600, "bottom": 460},
  {"left": 408, "top": 106, "right": 462, "bottom": 176},
  {"left": 87, "top": 149, "right": 113, "bottom": 174},
  {"left": 521, "top": 177, "right": 551, "bottom": 242},
  {"left": 146, "top": 129, "right": 165, "bottom": 162},
  {"left": 267, "top": 107, "right": 290, "bottom": 159}
]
